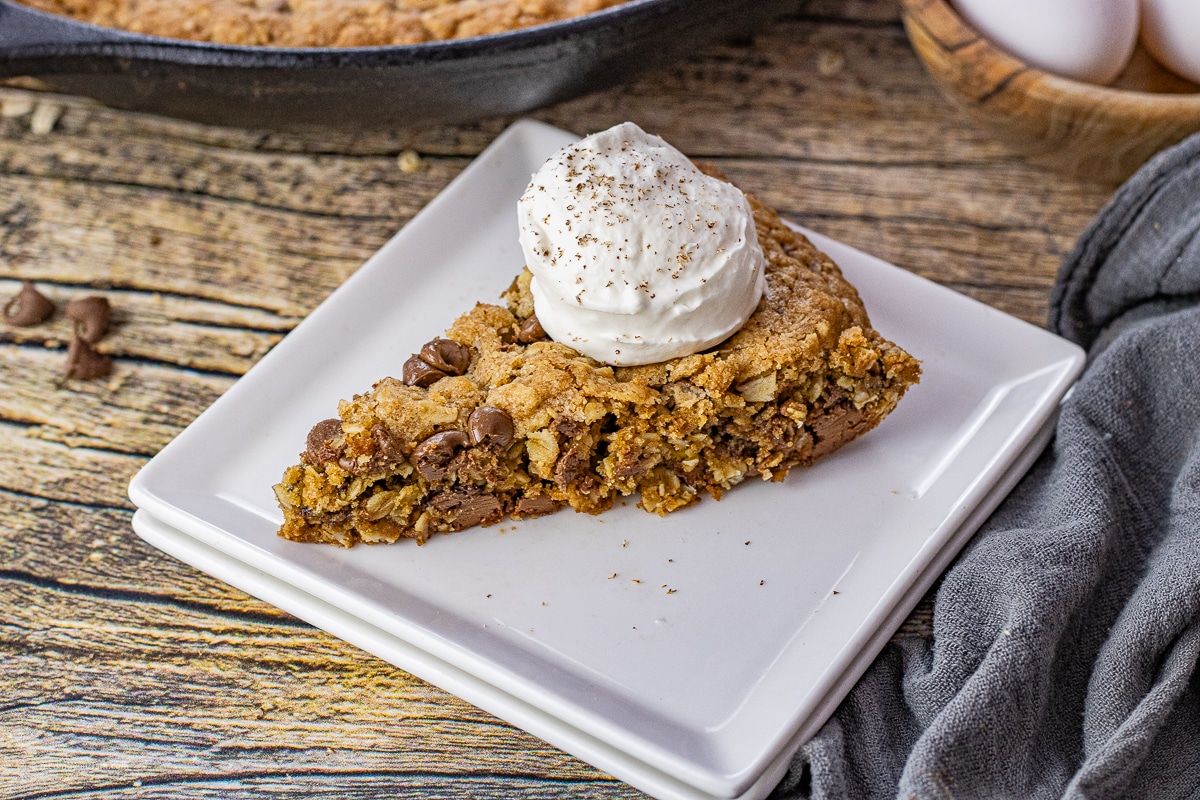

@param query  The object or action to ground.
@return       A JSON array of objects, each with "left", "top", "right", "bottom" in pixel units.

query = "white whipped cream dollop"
[{"left": 517, "top": 122, "right": 766, "bottom": 366}]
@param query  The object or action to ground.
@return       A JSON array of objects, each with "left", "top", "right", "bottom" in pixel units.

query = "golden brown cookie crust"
[{"left": 15, "top": 0, "right": 629, "bottom": 47}]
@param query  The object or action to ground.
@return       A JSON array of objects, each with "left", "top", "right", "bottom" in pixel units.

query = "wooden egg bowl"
[{"left": 900, "top": 0, "right": 1200, "bottom": 182}]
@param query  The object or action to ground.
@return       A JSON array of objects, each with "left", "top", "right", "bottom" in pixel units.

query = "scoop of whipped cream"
[{"left": 517, "top": 121, "right": 766, "bottom": 366}]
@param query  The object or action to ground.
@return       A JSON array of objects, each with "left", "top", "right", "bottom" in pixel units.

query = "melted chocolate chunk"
[
  {"left": 372, "top": 426, "right": 406, "bottom": 465},
  {"left": 419, "top": 338, "right": 471, "bottom": 375},
  {"left": 554, "top": 446, "right": 589, "bottom": 487},
  {"left": 468, "top": 406, "right": 514, "bottom": 447},
  {"left": 429, "top": 490, "right": 503, "bottom": 531},
  {"left": 305, "top": 418, "right": 344, "bottom": 463},
  {"left": 65, "top": 296, "right": 111, "bottom": 344},
  {"left": 613, "top": 454, "right": 654, "bottom": 479},
  {"left": 403, "top": 355, "right": 446, "bottom": 387},
  {"left": 4, "top": 281, "right": 54, "bottom": 327},
  {"left": 514, "top": 495, "right": 559, "bottom": 516},
  {"left": 808, "top": 398, "right": 868, "bottom": 461},
  {"left": 551, "top": 416, "right": 583, "bottom": 438},
  {"left": 413, "top": 430, "right": 470, "bottom": 482},
  {"left": 516, "top": 315, "right": 547, "bottom": 344}
]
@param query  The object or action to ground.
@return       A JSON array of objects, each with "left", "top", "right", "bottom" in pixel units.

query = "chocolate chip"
[
  {"left": 65, "top": 296, "right": 111, "bottom": 343},
  {"left": 372, "top": 426, "right": 405, "bottom": 464},
  {"left": 305, "top": 418, "right": 343, "bottom": 463},
  {"left": 514, "top": 495, "right": 559, "bottom": 516},
  {"left": 554, "top": 448, "right": 588, "bottom": 487},
  {"left": 430, "top": 490, "right": 503, "bottom": 530},
  {"left": 449, "top": 494, "right": 502, "bottom": 530},
  {"left": 413, "top": 430, "right": 470, "bottom": 482},
  {"left": 64, "top": 336, "right": 113, "bottom": 380},
  {"left": 419, "top": 338, "right": 471, "bottom": 375},
  {"left": 403, "top": 355, "right": 446, "bottom": 387},
  {"left": 552, "top": 416, "right": 584, "bottom": 438},
  {"left": 613, "top": 454, "right": 654, "bottom": 478},
  {"left": 808, "top": 398, "right": 868, "bottom": 462},
  {"left": 468, "top": 406, "right": 514, "bottom": 448},
  {"left": 4, "top": 281, "right": 54, "bottom": 327},
  {"left": 516, "top": 315, "right": 547, "bottom": 344}
]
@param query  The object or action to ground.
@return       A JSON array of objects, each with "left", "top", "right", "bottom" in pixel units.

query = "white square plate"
[{"left": 129, "top": 120, "right": 1084, "bottom": 800}]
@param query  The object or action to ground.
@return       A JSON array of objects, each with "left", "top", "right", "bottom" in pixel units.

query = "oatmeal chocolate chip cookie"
[{"left": 273, "top": 177, "right": 921, "bottom": 547}]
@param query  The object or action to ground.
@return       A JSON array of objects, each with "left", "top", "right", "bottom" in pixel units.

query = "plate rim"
[{"left": 129, "top": 508, "right": 800, "bottom": 800}]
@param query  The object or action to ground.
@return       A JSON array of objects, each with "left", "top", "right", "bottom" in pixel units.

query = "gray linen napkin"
[{"left": 776, "top": 133, "right": 1200, "bottom": 800}]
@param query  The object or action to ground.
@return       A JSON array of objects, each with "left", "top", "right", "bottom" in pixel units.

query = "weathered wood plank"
[
  {"left": 0, "top": 114, "right": 465, "bottom": 219},
  {"left": 0, "top": 481, "right": 643, "bottom": 797},
  {"left": 0, "top": 586, "right": 641, "bottom": 799},
  {"left": 538, "top": 17, "right": 1008, "bottom": 162},
  {"left": 0, "top": 347, "right": 227, "bottom": 458},
  {"left": 0, "top": 488, "right": 287, "bottom": 615},
  {"left": 0, "top": 116, "right": 1106, "bottom": 335},
  {"left": 0, "top": 174, "right": 385, "bottom": 318},
  {"left": 0, "top": 281, "right": 291, "bottom": 375},
  {"left": 0, "top": 421, "right": 144, "bottom": 504}
]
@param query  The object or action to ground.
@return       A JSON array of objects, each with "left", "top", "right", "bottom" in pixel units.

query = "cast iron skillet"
[{"left": 0, "top": 0, "right": 801, "bottom": 130}]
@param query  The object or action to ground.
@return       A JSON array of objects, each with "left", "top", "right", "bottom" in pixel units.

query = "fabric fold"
[
  {"left": 779, "top": 132, "right": 1200, "bottom": 800},
  {"left": 1050, "top": 133, "right": 1200, "bottom": 350}
]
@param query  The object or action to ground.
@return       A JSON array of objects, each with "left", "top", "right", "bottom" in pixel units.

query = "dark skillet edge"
[{"left": 0, "top": 0, "right": 804, "bottom": 129}]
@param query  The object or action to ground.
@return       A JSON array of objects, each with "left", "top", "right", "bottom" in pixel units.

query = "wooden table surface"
[{"left": 0, "top": 1, "right": 1118, "bottom": 797}]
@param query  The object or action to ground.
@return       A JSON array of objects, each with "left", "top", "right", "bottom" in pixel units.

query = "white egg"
[
  {"left": 1141, "top": 0, "right": 1200, "bottom": 84},
  {"left": 952, "top": 0, "right": 1139, "bottom": 84}
]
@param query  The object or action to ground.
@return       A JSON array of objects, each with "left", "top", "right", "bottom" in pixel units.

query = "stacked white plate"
[{"left": 128, "top": 120, "right": 1085, "bottom": 800}]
